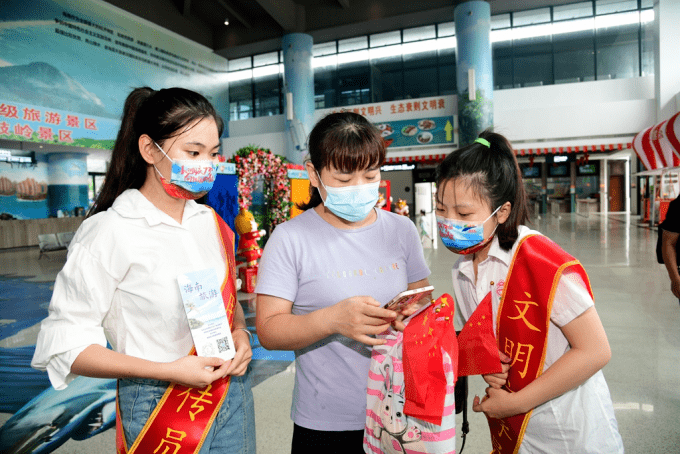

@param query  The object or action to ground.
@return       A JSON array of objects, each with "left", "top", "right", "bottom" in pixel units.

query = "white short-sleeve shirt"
[
  {"left": 31, "top": 189, "right": 227, "bottom": 390},
  {"left": 451, "top": 226, "right": 623, "bottom": 453}
]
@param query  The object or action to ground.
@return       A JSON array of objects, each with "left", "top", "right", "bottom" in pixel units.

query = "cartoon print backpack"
[{"left": 364, "top": 296, "right": 457, "bottom": 454}]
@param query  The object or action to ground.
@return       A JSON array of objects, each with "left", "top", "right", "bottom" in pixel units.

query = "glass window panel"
[
  {"left": 338, "top": 36, "right": 368, "bottom": 53},
  {"left": 493, "top": 41, "right": 513, "bottom": 89},
  {"left": 552, "top": 17, "right": 595, "bottom": 36},
  {"left": 403, "top": 48, "right": 438, "bottom": 99},
  {"left": 438, "top": 22, "right": 455, "bottom": 37},
  {"left": 313, "top": 41, "right": 337, "bottom": 57},
  {"left": 371, "top": 45, "right": 404, "bottom": 102},
  {"left": 229, "top": 56, "right": 251, "bottom": 71},
  {"left": 337, "top": 59, "right": 371, "bottom": 106},
  {"left": 553, "top": 2, "right": 593, "bottom": 21},
  {"left": 641, "top": 0, "right": 653, "bottom": 8},
  {"left": 641, "top": 11, "right": 655, "bottom": 76},
  {"left": 337, "top": 49, "right": 369, "bottom": 65},
  {"left": 314, "top": 66, "right": 337, "bottom": 108},
  {"left": 513, "top": 8, "right": 551, "bottom": 27},
  {"left": 403, "top": 25, "right": 436, "bottom": 42},
  {"left": 513, "top": 34, "right": 553, "bottom": 86},
  {"left": 370, "top": 31, "right": 401, "bottom": 47},
  {"left": 595, "top": 17, "right": 639, "bottom": 80},
  {"left": 229, "top": 80, "right": 253, "bottom": 120},
  {"left": 253, "top": 52, "right": 278, "bottom": 67},
  {"left": 554, "top": 28, "right": 595, "bottom": 83},
  {"left": 402, "top": 40, "right": 438, "bottom": 57},
  {"left": 438, "top": 46, "right": 457, "bottom": 95},
  {"left": 404, "top": 67, "right": 438, "bottom": 99},
  {"left": 252, "top": 64, "right": 280, "bottom": 79},
  {"left": 254, "top": 74, "right": 281, "bottom": 117},
  {"left": 370, "top": 62, "right": 403, "bottom": 102},
  {"left": 313, "top": 54, "right": 337, "bottom": 69},
  {"left": 228, "top": 69, "right": 253, "bottom": 83},
  {"left": 596, "top": 0, "right": 638, "bottom": 15},
  {"left": 491, "top": 14, "right": 511, "bottom": 30}
]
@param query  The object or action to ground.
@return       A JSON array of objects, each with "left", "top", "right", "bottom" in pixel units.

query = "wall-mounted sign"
[
  {"left": 287, "top": 168, "right": 309, "bottom": 179},
  {"left": 216, "top": 162, "right": 236, "bottom": 174},
  {"left": 315, "top": 95, "right": 456, "bottom": 124},
  {"left": 376, "top": 116, "right": 455, "bottom": 148},
  {"left": 0, "top": 0, "right": 230, "bottom": 149}
]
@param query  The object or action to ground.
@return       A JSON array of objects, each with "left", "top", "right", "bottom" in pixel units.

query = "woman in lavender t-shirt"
[{"left": 255, "top": 112, "right": 431, "bottom": 453}]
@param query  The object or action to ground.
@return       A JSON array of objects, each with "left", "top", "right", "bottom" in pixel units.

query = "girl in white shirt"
[
  {"left": 31, "top": 87, "right": 255, "bottom": 453},
  {"left": 435, "top": 131, "right": 623, "bottom": 453}
]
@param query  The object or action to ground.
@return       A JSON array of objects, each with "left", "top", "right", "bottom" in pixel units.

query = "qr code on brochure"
[{"left": 217, "top": 336, "right": 231, "bottom": 353}]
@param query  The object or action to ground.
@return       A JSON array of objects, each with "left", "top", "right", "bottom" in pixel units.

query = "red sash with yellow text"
[
  {"left": 488, "top": 234, "right": 593, "bottom": 454},
  {"left": 115, "top": 210, "right": 238, "bottom": 454}
]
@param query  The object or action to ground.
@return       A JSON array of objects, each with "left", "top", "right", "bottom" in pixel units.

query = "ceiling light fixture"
[{"left": 224, "top": 18, "right": 229, "bottom": 26}]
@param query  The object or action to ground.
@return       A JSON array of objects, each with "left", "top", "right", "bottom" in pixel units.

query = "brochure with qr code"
[{"left": 177, "top": 268, "right": 236, "bottom": 361}]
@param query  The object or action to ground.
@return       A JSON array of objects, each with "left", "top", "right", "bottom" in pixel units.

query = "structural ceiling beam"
[{"left": 254, "top": 0, "right": 305, "bottom": 33}]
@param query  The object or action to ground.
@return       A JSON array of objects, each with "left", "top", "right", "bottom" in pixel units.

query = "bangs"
[{"left": 320, "top": 123, "right": 386, "bottom": 173}]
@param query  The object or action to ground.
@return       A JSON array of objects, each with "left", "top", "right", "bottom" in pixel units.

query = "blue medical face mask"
[
  {"left": 437, "top": 206, "right": 501, "bottom": 254},
  {"left": 316, "top": 170, "right": 380, "bottom": 223},
  {"left": 153, "top": 141, "right": 217, "bottom": 197}
]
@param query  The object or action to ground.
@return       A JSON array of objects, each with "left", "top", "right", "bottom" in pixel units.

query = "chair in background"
[
  {"left": 38, "top": 234, "right": 64, "bottom": 260},
  {"left": 56, "top": 232, "right": 75, "bottom": 249}
]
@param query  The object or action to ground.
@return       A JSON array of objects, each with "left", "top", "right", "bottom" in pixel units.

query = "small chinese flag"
[
  {"left": 403, "top": 294, "right": 458, "bottom": 425},
  {"left": 457, "top": 292, "right": 503, "bottom": 377}
]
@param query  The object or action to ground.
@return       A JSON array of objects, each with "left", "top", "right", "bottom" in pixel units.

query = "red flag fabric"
[
  {"left": 403, "top": 294, "right": 458, "bottom": 425},
  {"left": 457, "top": 292, "right": 503, "bottom": 377}
]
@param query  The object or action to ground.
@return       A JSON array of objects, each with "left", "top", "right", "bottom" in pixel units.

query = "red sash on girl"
[
  {"left": 487, "top": 234, "right": 593, "bottom": 454},
  {"left": 116, "top": 210, "right": 238, "bottom": 454}
]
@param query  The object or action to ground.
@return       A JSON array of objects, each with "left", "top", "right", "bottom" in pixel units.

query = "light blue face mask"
[
  {"left": 436, "top": 206, "right": 501, "bottom": 253},
  {"left": 316, "top": 170, "right": 380, "bottom": 223},
  {"left": 153, "top": 141, "right": 217, "bottom": 195}
]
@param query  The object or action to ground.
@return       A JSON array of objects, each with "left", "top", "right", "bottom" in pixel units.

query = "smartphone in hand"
[{"left": 384, "top": 286, "right": 434, "bottom": 312}]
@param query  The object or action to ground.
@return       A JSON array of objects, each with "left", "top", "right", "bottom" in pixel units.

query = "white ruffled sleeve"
[{"left": 31, "top": 242, "right": 120, "bottom": 390}]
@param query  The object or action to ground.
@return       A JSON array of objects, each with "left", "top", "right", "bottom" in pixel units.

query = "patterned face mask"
[
  {"left": 316, "top": 170, "right": 380, "bottom": 223},
  {"left": 436, "top": 206, "right": 501, "bottom": 254},
  {"left": 153, "top": 141, "right": 217, "bottom": 200}
]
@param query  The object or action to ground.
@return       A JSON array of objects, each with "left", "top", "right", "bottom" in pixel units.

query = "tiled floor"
[{"left": 0, "top": 212, "right": 679, "bottom": 453}]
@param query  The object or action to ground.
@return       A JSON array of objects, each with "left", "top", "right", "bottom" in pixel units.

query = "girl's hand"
[
  {"left": 482, "top": 351, "right": 512, "bottom": 389},
  {"left": 328, "top": 296, "right": 397, "bottom": 345},
  {"left": 222, "top": 329, "right": 253, "bottom": 377},
  {"left": 472, "top": 387, "right": 525, "bottom": 420},
  {"left": 163, "top": 355, "right": 231, "bottom": 388}
]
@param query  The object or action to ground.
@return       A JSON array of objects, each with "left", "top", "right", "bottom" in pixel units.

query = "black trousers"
[{"left": 291, "top": 423, "right": 364, "bottom": 454}]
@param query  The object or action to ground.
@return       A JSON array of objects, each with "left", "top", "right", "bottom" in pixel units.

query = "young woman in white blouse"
[{"left": 31, "top": 87, "right": 255, "bottom": 454}]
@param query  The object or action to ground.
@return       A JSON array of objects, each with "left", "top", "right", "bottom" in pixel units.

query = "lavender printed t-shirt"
[{"left": 255, "top": 208, "right": 430, "bottom": 431}]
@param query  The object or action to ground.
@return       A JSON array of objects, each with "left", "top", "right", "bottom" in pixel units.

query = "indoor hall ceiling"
[{"left": 102, "top": 0, "right": 582, "bottom": 60}]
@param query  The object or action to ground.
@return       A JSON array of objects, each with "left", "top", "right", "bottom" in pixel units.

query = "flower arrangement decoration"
[{"left": 228, "top": 145, "right": 292, "bottom": 231}]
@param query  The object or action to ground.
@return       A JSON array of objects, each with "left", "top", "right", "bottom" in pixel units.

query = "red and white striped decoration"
[
  {"left": 633, "top": 112, "right": 680, "bottom": 171},
  {"left": 513, "top": 143, "right": 631, "bottom": 156},
  {"left": 384, "top": 153, "right": 448, "bottom": 164},
  {"left": 384, "top": 143, "right": 634, "bottom": 164}
]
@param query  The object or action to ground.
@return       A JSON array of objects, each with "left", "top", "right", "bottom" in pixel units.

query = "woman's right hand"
[
  {"left": 482, "top": 350, "right": 512, "bottom": 389},
  {"left": 327, "top": 296, "right": 397, "bottom": 346},
  {"left": 163, "top": 355, "right": 231, "bottom": 388}
]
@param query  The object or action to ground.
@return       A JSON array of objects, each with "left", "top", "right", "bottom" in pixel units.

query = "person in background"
[
  {"left": 255, "top": 112, "right": 431, "bottom": 453},
  {"left": 660, "top": 195, "right": 680, "bottom": 299},
  {"left": 31, "top": 87, "right": 255, "bottom": 453}
]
